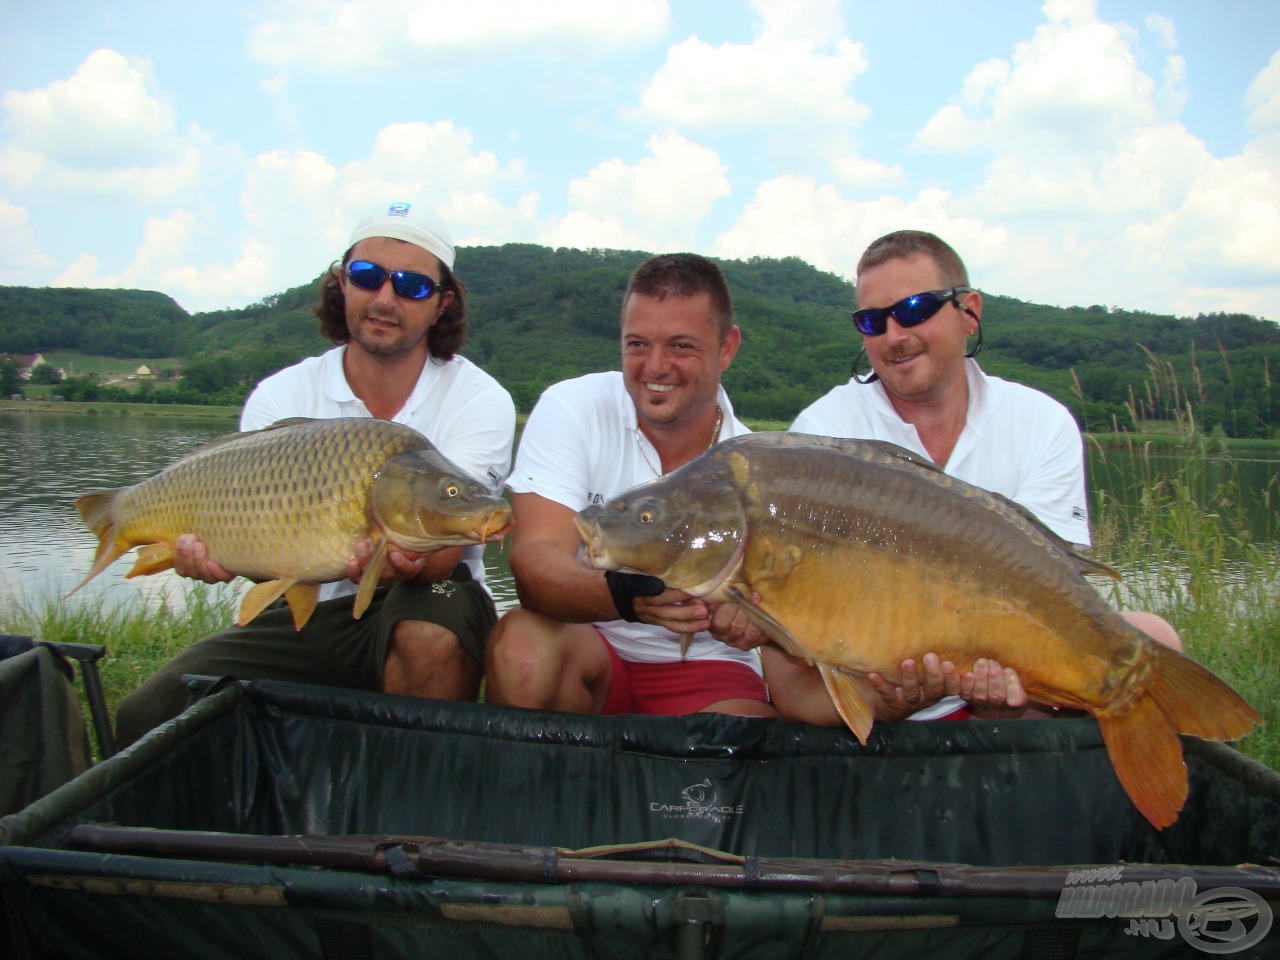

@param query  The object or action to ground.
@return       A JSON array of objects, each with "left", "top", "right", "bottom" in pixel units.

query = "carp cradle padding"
[{"left": 2, "top": 678, "right": 1278, "bottom": 959}]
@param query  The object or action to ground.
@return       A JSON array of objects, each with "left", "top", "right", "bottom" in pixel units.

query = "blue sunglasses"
[
  {"left": 852, "top": 286, "right": 973, "bottom": 336},
  {"left": 344, "top": 259, "right": 440, "bottom": 301}
]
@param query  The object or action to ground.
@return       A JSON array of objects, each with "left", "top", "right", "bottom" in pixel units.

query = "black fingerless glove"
[{"left": 605, "top": 570, "right": 666, "bottom": 622}]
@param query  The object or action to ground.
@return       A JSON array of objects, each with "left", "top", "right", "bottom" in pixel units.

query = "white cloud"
[
  {"left": 712, "top": 176, "right": 1007, "bottom": 279},
  {"left": 1247, "top": 51, "right": 1280, "bottom": 132},
  {"left": 0, "top": 50, "right": 206, "bottom": 200},
  {"left": 56, "top": 211, "right": 272, "bottom": 309},
  {"left": 540, "top": 132, "right": 729, "bottom": 251},
  {"left": 636, "top": 0, "right": 867, "bottom": 129},
  {"left": 2, "top": 50, "right": 178, "bottom": 168},
  {"left": 830, "top": 155, "right": 905, "bottom": 189},
  {"left": 0, "top": 200, "right": 56, "bottom": 284},
  {"left": 916, "top": 1, "right": 1159, "bottom": 154},
  {"left": 250, "top": 0, "right": 669, "bottom": 71}
]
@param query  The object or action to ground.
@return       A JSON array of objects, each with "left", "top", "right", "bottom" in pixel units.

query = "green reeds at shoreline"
[{"left": 2, "top": 365, "right": 1277, "bottom": 770}]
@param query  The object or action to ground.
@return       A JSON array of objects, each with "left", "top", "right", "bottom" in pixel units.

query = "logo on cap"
[{"left": 387, "top": 202, "right": 412, "bottom": 218}]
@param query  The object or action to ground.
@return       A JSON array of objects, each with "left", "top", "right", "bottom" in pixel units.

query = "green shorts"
[{"left": 115, "top": 565, "right": 496, "bottom": 747}]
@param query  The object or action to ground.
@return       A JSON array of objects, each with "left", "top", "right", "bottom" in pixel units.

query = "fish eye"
[
  {"left": 445, "top": 483, "right": 459, "bottom": 498},
  {"left": 637, "top": 500, "right": 658, "bottom": 523}
]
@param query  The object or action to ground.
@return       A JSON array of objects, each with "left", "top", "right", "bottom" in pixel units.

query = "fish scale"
[
  {"left": 574, "top": 431, "right": 1259, "bottom": 830},
  {"left": 71, "top": 417, "right": 512, "bottom": 630}
]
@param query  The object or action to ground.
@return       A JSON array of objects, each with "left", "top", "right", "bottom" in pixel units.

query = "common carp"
[
  {"left": 71, "top": 417, "right": 513, "bottom": 630},
  {"left": 574, "top": 432, "right": 1258, "bottom": 829}
]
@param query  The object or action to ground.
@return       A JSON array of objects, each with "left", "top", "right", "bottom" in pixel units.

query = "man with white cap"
[{"left": 115, "top": 198, "right": 516, "bottom": 747}]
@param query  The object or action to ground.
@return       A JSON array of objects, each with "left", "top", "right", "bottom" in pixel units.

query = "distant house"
[
  {"left": 135, "top": 364, "right": 156, "bottom": 379},
  {"left": 14, "top": 354, "right": 45, "bottom": 380}
]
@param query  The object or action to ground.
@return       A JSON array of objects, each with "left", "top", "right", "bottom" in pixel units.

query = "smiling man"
[
  {"left": 485, "top": 253, "right": 777, "bottom": 718},
  {"left": 772, "top": 229, "right": 1181, "bottom": 725},
  {"left": 114, "top": 198, "right": 515, "bottom": 747}
]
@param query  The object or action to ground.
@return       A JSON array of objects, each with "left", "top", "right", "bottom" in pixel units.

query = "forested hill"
[{"left": 2, "top": 243, "right": 1279, "bottom": 435}]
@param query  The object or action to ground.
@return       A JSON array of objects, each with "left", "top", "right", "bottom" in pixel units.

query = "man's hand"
[
  {"left": 963, "top": 658, "right": 1030, "bottom": 717},
  {"left": 705, "top": 595, "right": 768, "bottom": 651},
  {"left": 346, "top": 537, "right": 427, "bottom": 585},
  {"left": 864, "top": 654, "right": 1030, "bottom": 720},
  {"left": 629, "top": 589, "right": 712, "bottom": 634},
  {"left": 866, "top": 653, "right": 958, "bottom": 721},
  {"left": 173, "top": 533, "right": 236, "bottom": 584}
]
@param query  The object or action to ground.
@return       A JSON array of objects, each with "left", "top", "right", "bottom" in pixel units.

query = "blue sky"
[{"left": 2, "top": 0, "right": 1278, "bottom": 321}]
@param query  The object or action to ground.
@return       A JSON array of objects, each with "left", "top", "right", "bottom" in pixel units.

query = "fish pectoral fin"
[
  {"left": 726, "top": 585, "right": 805, "bottom": 655},
  {"left": 353, "top": 538, "right": 390, "bottom": 620},
  {"left": 238, "top": 579, "right": 295, "bottom": 627},
  {"left": 283, "top": 583, "right": 321, "bottom": 630},
  {"left": 125, "top": 542, "right": 176, "bottom": 578},
  {"left": 818, "top": 664, "right": 875, "bottom": 745}
]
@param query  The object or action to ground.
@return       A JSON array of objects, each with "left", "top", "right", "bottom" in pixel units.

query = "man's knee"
[
  {"left": 384, "top": 620, "right": 481, "bottom": 700},
  {"left": 1123, "top": 611, "right": 1184, "bottom": 652},
  {"left": 485, "top": 609, "right": 606, "bottom": 709}
]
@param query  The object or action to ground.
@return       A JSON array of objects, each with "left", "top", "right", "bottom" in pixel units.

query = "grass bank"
[{"left": 0, "top": 399, "right": 241, "bottom": 419}]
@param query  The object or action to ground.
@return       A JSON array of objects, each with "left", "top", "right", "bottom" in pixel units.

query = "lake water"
[{"left": 1, "top": 410, "right": 1276, "bottom": 615}]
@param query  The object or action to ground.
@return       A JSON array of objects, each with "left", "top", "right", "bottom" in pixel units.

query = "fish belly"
[
  {"left": 108, "top": 426, "right": 390, "bottom": 583},
  {"left": 745, "top": 533, "right": 1135, "bottom": 711}
]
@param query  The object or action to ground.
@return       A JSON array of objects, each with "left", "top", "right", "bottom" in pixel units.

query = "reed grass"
[
  {"left": 1080, "top": 361, "right": 1280, "bottom": 770},
  {"left": 1, "top": 585, "right": 238, "bottom": 754},
  {"left": 3, "top": 371, "right": 1276, "bottom": 772}
]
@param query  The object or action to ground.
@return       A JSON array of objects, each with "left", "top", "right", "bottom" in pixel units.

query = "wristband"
[{"left": 605, "top": 570, "right": 666, "bottom": 622}]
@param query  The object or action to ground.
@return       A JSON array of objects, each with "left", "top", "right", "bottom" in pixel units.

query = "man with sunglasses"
[
  {"left": 768, "top": 229, "right": 1180, "bottom": 725},
  {"left": 483, "top": 253, "right": 775, "bottom": 719},
  {"left": 114, "top": 198, "right": 516, "bottom": 747}
]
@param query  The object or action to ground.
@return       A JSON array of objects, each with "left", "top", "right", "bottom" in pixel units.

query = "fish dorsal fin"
[
  {"left": 185, "top": 418, "right": 321, "bottom": 459},
  {"left": 818, "top": 663, "right": 875, "bottom": 745},
  {"left": 353, "top": 538, "right": 390, "bottom": 619},
  {"left": 862, "top": 439, "right": 946, "bottom": 473},
  {"left": 238, "top": 579, "right": 295, "bottom": 626},
  {"left": 984, "top": 490, "right": 1122, "bottom": 580}
]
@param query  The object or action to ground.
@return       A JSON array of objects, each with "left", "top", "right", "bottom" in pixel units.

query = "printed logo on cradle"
[
  {"left": 650, "top": 780, "right": 743, "bottom": 823},
  {"left": 1055, "top": 865, "right": 1272, "bottom": 953}
]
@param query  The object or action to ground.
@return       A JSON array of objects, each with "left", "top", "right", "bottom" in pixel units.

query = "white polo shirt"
[
  {"left": 509, "top": 371, "right": 762, "bottom": 673},
  {"left": 241, "top": 345, "right": 516, "bottom": 598},
  {"left": 791, "top": 358, "right": 1090, "bottom": 719}
]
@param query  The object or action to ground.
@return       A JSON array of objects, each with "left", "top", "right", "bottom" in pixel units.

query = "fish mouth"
[
  {"left": 573, "top": 517, "right": 619, "bottom": 572},
  {"left": 482, "top": 511, "right": 515, "bottom": 541}
]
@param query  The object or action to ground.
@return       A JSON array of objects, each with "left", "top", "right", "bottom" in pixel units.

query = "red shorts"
[{"left": 599, "top": 632, "right": 768, "bottom": 716}]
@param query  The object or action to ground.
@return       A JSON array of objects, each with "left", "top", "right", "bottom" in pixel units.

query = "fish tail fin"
[
  {"left": 1147, "top": 643, "right": 1259, "bottom": 742},
  {"left": 126, "top": 542, "right": 175, "bottom": 578},
  {"left": 67, "top": 490, "right": 128, "bottom": 597},
  {"left": 1097, "top": 645, "right": 1259, "bottom": 830},
  {"left": 1097, "top": 696, "right": 1186, "bottom": 830}
]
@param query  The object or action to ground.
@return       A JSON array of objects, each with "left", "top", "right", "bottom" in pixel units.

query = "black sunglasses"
[
  {"left": 344, "top": 259, "right": 440, "bottom": 301},
  {"left": 851, "top": 286, "right": 973, "bottom": 336}
]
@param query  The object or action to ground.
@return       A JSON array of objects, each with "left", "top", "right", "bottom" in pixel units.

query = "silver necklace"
[{"left": 633, "top": 405, "right": 722, "bottom": 478}]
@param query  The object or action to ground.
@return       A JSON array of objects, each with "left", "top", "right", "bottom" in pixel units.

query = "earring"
[
  {"left": 965, "top": 322, "right": 983, "bottom": 359},
  {"left": 852, "top": 347, "right": 879, "bottom": 385}
]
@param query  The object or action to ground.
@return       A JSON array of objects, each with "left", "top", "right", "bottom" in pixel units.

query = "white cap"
[{"left": 347, "top": 200, "right": 455, "bottom": 270}]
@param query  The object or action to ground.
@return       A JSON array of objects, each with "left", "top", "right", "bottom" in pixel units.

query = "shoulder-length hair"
[{"left": 314, "top": 246, "right": 468, "bottom": 361}]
